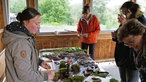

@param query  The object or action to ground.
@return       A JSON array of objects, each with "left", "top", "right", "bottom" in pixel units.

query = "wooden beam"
[
  {"left": 0, "top": 29, "right": 4, "bottom": 51},
  {"left": 131, "top": 0, "right": 136, "bottom": 3},
  {"left": 26, "top": 0, "right": 37, "bottom": 9},
  {"left": 83, "top": 0, "right": 93, "bottom": 13},
  {"left": 0, "top": 0, "right": 6, "bottom": 29},
  {"left": 84, "top": 0, "right": 92, "bottom": 7}
]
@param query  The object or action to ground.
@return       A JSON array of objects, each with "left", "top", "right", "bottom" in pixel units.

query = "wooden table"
[{"left": 39, "top": 47, "right": 112, "bottom": 82}]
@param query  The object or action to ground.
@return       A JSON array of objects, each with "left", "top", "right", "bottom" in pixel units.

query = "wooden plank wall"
[
  {"left": 35, "top": 34, "right": 81, "bottom": 49},
  {"left": 36, "top": 33, "right": 116, "bottom": 61},
  {"left": 95, "top": 33, "right": 116, "bottom": 61}
]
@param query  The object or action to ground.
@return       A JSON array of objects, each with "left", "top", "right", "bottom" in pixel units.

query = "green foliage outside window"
[
  {"left": 10, "top": 0, "right": 134, "bottom": 31},
  {"left": 38, "top": 0, "right": 73, "bottom": 25},
  {"left": 93, "top": 0, "right": 120, "bottom": 30},
  {"left": 10, "top": 0, "right": 26, "bottom": 13}
]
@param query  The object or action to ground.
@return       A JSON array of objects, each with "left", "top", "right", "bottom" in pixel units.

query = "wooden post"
[
  {"left": 83, "top": 0, "right": 93, "bottom": 12},
  {"left": 0, "top": 0, "right": 6, "bottom": 29},
  {"left": 26, "top": 0, "right": 37, "bottom": 9},
  {"left": 131, "top": 0, "right": 136, "bottom": 3},
  {"left": 84, "top": 0, "right": 92, "bottom": 7}
]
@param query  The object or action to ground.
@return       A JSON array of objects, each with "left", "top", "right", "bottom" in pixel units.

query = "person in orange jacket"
[{"left": 77, "top": 4, "right": 100, "bottom": 60}]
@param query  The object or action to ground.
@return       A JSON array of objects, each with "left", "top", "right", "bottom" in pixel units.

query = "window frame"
[{"left": 37, "top": 0, "right": 84, "bottom": 35}]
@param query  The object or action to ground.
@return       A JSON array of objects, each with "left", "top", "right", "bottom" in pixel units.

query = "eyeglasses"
[
  {"left": 124, "top": 42, "right": 134, "bottom": 46},
  {"left": 120, "top": 9, "right": 129, "bottom": 15},
  {"left": 124, "top": 36, "right": 135, "bottom": 47}
]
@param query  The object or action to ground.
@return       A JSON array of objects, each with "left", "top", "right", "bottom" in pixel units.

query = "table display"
[{"left": 39, "top": 47, "right": 118, "bottom": 82}]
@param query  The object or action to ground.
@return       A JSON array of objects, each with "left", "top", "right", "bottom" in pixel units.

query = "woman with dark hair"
[
  {"left": 2, "top": 7, "right": 50, "bottom": 82},
  {"left": 112, "top": 1, "right": 146, "bottom": 82},
  {"left": 119, "top": 1, "right": 146, "bottom": 25},
  {"left": 117, "top": 18, "right": 146, "bottom": 82},
  {"left": 77, "top": 4, "right": 100, "bottom": 60}
]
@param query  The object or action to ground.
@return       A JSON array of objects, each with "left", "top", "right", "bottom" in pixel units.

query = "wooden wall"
[
  {"left": 35, "top": 34, "right": 81, "bottom": 49},
  {"left": 36, "top": 33, "right": 116, "bottom": 61},
  {"left": 95, "top": 33, "right": 115, "bottom": 61}
]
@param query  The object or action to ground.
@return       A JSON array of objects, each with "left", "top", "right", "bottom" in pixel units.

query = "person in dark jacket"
[
  {"left": 112, "top": 1, "right": 146, "bottom": 82},
  {"left": 117, "top": 19, "right": 146, "bottom": 82}
]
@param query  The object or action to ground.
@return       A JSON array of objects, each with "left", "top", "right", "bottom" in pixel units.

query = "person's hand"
[
  {"left": 41, "top": 61, "right": 51, "bottom": 69},
  {"left": 77, "top": 34, "right": 81, "bottom": 37},
  {"left": 118, "top": 14, "right": 126, "bottom": 25},
  {"left": 82, "top": 33, "right": 89, "bottom": 38},
  {"left": 111, "top": 31, "right": 116, "bottom": 39}
]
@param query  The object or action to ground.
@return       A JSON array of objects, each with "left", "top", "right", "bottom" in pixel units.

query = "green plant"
[
  {"left": 59, "top": 60, "right": 67, "bottom": 69},
  {"left": 59, "top": 68, "right": 67, "bottom": 79},
  {"left": 110, "top": 78, "right": 119, "bottom": 82},
  {"left": 92, "top": 70, "right": 108, "bottom": 78},
  {"left": 71, "top": 63, "right": 80, "bottom": 74},
  {"left": 63, "top": 78, "right": 72, "bottom": 82},
  {"left": 70, "top": 75, "right": 85, "bottom": 82}
]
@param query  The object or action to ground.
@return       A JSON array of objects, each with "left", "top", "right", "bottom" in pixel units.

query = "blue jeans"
[
  {"left": 119, "top": 67, "right": 139, "bottom": 82},
  {"left": 81, "top": 43, "right": 96, "bottom": 60}
]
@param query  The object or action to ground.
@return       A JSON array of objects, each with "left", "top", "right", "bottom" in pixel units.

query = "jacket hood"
[
  {"left": 2, "top": 22, "right": 33, "bottom": 47},
  {"left": 80, "top": 14, "right": 94, "bottom": 21}
]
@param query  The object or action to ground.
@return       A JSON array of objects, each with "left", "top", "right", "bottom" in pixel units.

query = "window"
[
  {"left": 9, "top": 0, "right": 26, "bottom": 23},
  {"left": 136, "top": 0, "right": 146, "bottom": 17},
  {"left": 8, "top": 0, "right": 146, "bottom": 33},
  {"left": 93, "top": 0, "right": 146, "bottom": 31},
  {"left": 92, "top": 0, "right": 128, "bottom": 31},
  {"left": 38, "top": 0, "right": 83, "bottom": 33}
]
